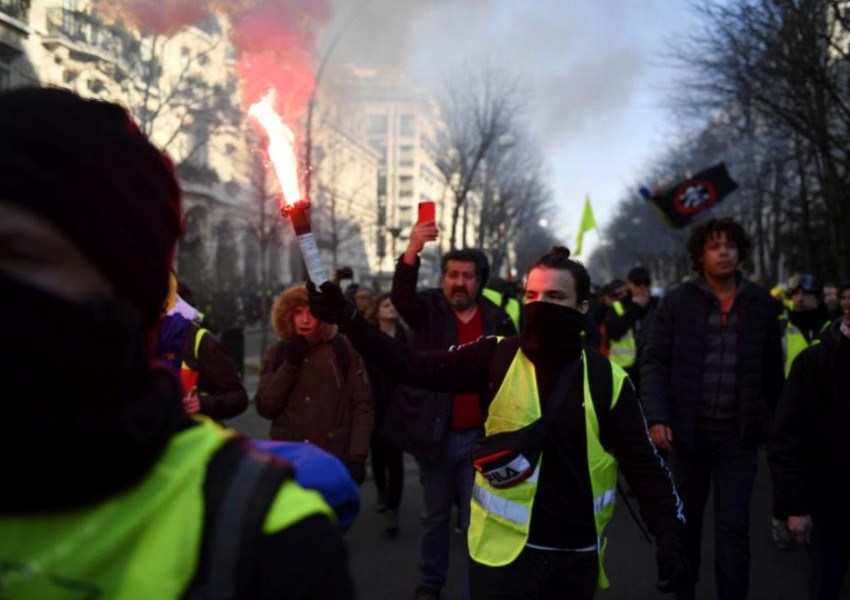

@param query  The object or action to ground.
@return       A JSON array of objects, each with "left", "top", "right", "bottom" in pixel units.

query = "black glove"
[
  {"left": 656, "top": 531, "right": 692, "bottom": 593},
  {"left": 283, "top": 335, "right": 309, "bottom": 366},
  {"left": 345, "top": 459, "right": 366, "bottom": 485},
  {"left": 307, "top": 281, "right": 356, "bottom": 325}
]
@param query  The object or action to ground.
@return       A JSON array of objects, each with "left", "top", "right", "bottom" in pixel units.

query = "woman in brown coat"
[{"left": 255, "top": 284, "right": 374, "bottom": 483}]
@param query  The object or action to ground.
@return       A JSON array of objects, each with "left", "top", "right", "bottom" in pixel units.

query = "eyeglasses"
[{"left": 788, "top": 273, "right": 822, "bottom": 293}]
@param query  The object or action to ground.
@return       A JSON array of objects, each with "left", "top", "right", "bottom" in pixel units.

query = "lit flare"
[{"left": 247, "top": 90, "right": 301, "bottom": 210}]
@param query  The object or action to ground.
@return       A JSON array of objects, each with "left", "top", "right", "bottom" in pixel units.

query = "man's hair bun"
[{"left": 531, "top": 245, "right": 589, "bottom": 303}]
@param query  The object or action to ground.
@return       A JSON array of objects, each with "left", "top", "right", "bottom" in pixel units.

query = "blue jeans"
[
  {"left": 418, "top": 428, "right": 478, "bottom": 594},
  {"left": 672, "top": 429, "right": 758, "bottom": 600}
]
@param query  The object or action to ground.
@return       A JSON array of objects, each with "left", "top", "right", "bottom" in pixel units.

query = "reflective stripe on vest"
[
  {"left": 782, "top": 321, "right": 828, "bottom": 378},
  {"left": 467, "top": 348, "right": 626, "bottom": 589},
  {"left": 0, "top": 418, "right": 331, "bottom": 600},
  {"left": 608, "top": 301, "right": 636, "bottom": 368}
]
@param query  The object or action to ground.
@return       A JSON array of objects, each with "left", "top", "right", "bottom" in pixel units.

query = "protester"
[
  {"left": 605, "top": 266, "right": 658, "bottom": 387},
  {"left": 823, "top": 281, "right": 841, "bottom": 320},
  {"left": 783, "top": 273, "right": 831, "bottom": 378},
  {"left": 0, "top": 87, "right": 352, "bottom": 598},
  {"left": 482, "top": 276, "right": 522, "bottom": 331},
  {"left": 641, "top": 217, "right": 784, "bottom": 600},
  {"left": 366, "top": 292, "right": 411, "bottom": 536},
  {"left": 768, "top": 302, "right": 850, "bottom": 600},
  {"left": 840, "top": 280, "right": 850, "bottom": 315},
  {"left": 255, "top": 284, "right": 374, "bottom": 484},
  {"left": 354, "top": 285, "right": 376, "bottom": 317},
  {"left": 155, "top": 275, "right": 249, "bottom": 421},
  {"left": 387, "top": 220, "right": 516, "bottom": 600},
  {"left": 595, "top": 279, "right": 627, "bottom": 356},
  {"left": 309, "top": 246, "right": 690, "bottom": 600}
]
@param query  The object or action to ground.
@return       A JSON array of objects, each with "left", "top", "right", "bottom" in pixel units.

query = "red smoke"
[
  {"left": 230, "top": 0, "right": 330, "bottom": 121},
  {"left": 96, "top": 0, "right": 331, "bottom": 123}
]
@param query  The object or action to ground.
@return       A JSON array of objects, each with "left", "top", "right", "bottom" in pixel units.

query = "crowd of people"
[{"left": 2, "top": 87, "right": 849, "bottom": 600}]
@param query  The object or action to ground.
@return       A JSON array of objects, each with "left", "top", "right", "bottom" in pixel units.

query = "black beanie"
[{"left": 0, "top": 87, "right": 182, "bottom": 328}]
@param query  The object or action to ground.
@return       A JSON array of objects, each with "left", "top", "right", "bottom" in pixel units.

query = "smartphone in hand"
[{"left": 418, "top": 200, "right": 435, "bottom": 223}]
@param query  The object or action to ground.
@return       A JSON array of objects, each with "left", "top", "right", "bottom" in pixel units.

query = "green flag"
[{"left": 574, "top": 195, "right": 597, "bottom": 257}]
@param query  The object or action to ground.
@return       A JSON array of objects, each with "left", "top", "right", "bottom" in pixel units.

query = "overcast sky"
[{"left": 321, "top": 0, "right": 697, "bottom": 258}]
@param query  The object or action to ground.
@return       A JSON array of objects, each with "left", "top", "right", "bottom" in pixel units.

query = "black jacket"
[
  {"left": 768, "top": 319, "right": 850, "bottom": 521},
  {"left": 386, "top": 257, "right": 516, "bottom": 457},
  {"left": 640, "top": 274, "right": 784, "bottom": 449},
  {"left": 188, "top": 325, "right": 249, "bottom": 421},
  {"left": 341, "top": 314, "right": 684, "bottom": 545}
]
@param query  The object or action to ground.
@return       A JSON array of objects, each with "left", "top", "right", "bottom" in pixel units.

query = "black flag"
[{"left": 643, "top": 163, "right": 738, "bottom": 229}]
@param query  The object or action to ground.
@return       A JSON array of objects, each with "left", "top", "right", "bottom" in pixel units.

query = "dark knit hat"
[{"left": 0, "top": 87, "right": 182, "bottom": 328}]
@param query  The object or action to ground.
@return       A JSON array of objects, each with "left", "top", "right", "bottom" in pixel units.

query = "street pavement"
[{"left": 227, "top": 326, "right": 832, "bottom": 599}]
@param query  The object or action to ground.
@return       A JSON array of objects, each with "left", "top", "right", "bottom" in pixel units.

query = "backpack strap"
[{"left": 187, "top": 440, "right": 294, "bottom": 600}]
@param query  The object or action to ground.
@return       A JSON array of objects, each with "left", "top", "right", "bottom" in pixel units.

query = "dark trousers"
[
  {"left": 418, "top": 429, "right": 477, "bottom": 594},
  {"left": 809, "top": 518, "right": 850, "bottom": 600},
  {"left": 469, "top": 547, "right": 598, "bottom": 600},
  {"left": 370, "top": 432, "right": 404, "bottom": 510},
  {"left": 672, "top": 430, "right": 757, "bottom": 600}
]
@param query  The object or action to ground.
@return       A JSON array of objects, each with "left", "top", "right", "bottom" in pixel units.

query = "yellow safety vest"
[
  {"left": 467, "top": 348, "right": 627, "bottom": 588},
  {"left": 782, "top": 320, "right": 829, "bottom": 378},
  {"left": 608, "top": 301, "right": 637, "bottom": 369},
  {"left": 482, "top": 287, "right": 521, "bottom": 331},
  {"left": 0, "top": 418, "right": 332, "bottom": 600},
  {"left": 180, "top": 325, "right": 208, "bottom": 395}
]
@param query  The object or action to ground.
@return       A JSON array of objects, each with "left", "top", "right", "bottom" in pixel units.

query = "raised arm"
[
  {"left": 309, "top": 281, "right": 497, "bottom": 395},
  {"left": 390, "top": 220, "right": 439, "bottom": 329}
]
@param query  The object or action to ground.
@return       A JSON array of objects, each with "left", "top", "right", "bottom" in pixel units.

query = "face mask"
[
  {"left": 790, "top": 304, "right": 828, "bottom": 334},
  {"left": 0, "top": 273, "right": 181, "bottom": 510},
  {"left": 521, "top": 301, "right": 585, "bottom": 361}
]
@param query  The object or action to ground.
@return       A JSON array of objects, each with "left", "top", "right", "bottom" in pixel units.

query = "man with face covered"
[
  {"left": 0, "top": 88, "right": 352, "bottom": 599},
  {"left": 388, "top": 221, "right": 516, "bottom": 600},
  {"left": 308, "top": 246, "right": 689, "bottom": 599},
  {"left": 782, "top": 274, "right": 831, "bottom": 378}
]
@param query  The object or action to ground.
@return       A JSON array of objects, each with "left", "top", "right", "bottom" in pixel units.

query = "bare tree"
[
  {"left": 435, "top": 64, "right": 522, "bottom": 250},
  {"left": 311, "top": 117, "right": 377, "bottom": 272},
  {"left": 674, "top": 0, "right": 850, "bottom": 276},
  {"left": 244, "top": 149, "right": 288, "bottom": 356}
]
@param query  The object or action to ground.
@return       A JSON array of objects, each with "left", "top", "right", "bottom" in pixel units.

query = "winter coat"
[
  {"left": 768, "top": 318, "right": 850, "bottom": 522},
  {"left": 386, "top": 256, "right": 517, "bottom": 458},
  {"left": 255, "top": 335, "right": 374, "bottom": 462},
  {"left": 640, "top": 274, "right": 784, "bottom": 449}
]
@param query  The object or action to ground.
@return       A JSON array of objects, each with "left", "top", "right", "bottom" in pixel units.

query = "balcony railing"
[
  {"left": 0, "top": 0, "right": 30, "bottom": 23},
  {"left": 45, "top": 7, "right": 138, "bottom": 65}
]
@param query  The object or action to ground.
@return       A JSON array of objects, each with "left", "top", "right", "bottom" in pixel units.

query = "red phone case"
[{"left": 418, "top": 201, "right": 435, "bottom": 223}]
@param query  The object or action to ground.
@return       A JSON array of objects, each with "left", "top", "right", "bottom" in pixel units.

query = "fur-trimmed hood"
[{"left": 272, "top": 284, "right": 337, "bottom": 342}]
